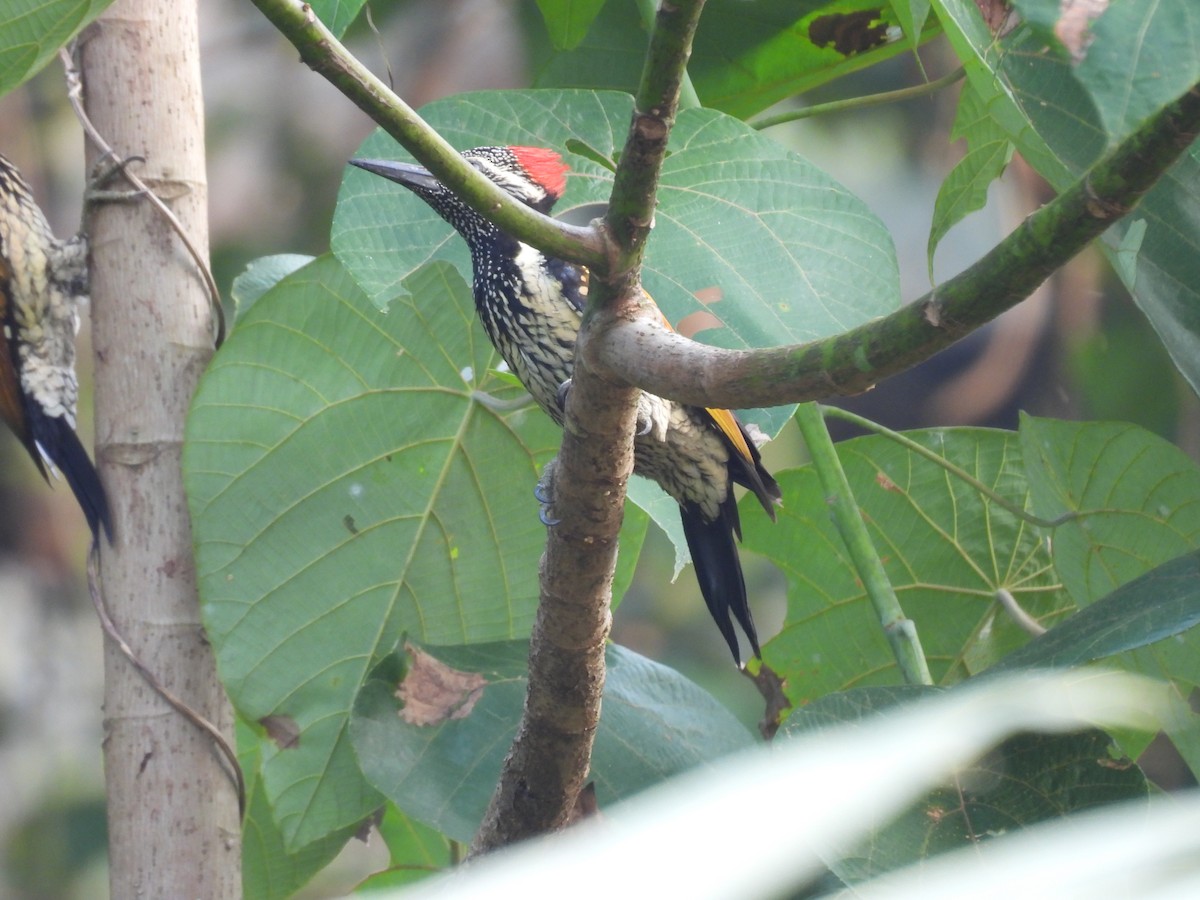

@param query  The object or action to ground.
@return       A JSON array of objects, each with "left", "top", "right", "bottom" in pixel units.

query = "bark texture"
[{"left": 80, "top": 1, "right": 240, "bottom": 895}]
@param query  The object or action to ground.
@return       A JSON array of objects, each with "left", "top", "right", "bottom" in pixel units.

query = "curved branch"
[
  {"left": 248, "top": 0, "right": 607, "bottom": 271},
  {"left": 587, "top": 81, "right": 1200, "bottom": 409}
]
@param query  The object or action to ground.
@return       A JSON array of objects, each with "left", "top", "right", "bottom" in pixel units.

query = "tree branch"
[
  {"left": 248, "top": 0, "right": 607, "bottom": 271},
  {"left": 473, "top": 0, "right": 709, "bottom": 854},
  {"left": 587, "top": 81, "right": 1200, "bottom": 409}
]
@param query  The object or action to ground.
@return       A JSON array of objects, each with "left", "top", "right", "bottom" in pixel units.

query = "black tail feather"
[
  {"left": 679, "top": 496, "right": 760, "bottom": 666},
  {"left": 29, "top": 411, "right": 112, "bottom": 543}
]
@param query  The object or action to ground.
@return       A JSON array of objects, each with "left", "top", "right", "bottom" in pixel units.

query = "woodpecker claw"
[
  {"left": 85, "top": 153, "right": 147, "bottom": 205},
  {"left": 555, "top": 378, "right": 572, "bottom": 415},
  {"left": 535, "top": 458, "right": 560, "bottom": 527}
]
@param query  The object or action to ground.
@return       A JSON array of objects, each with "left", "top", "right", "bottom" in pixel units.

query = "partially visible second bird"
[
  {"left": 351, "top": 146, "right": 779, "bottom": 664},
  {"left": 0, "top": 153, "right": 110, "bottom": 542}
]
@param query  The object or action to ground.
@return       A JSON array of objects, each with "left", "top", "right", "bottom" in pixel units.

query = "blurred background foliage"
[{"left": 0, "top": 0, "right": 1193, "bottom": 895}]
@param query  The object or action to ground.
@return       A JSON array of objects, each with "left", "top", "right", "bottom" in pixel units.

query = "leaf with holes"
[{"left": 522, "top": 1, "right": 938, "bottom": 119}]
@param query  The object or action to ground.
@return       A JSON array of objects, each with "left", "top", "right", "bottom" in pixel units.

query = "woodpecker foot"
[
  {"left": 535, "top": 458, "right": 560, "bottom": 526},
  {"left": 85, "top": 153, "right": 148, "bottom": 205},
  {"left": 636, "top": 393, "right": 671, "bottom": 441}
]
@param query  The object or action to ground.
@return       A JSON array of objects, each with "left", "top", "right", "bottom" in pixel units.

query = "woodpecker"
[
  {"left": 0, "top": 152, "right": 111, "bottom": 542},
  {"left": 351, "top": 147, "right": 780, "bottom": 664}
]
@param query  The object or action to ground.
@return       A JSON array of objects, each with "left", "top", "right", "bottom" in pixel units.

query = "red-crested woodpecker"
[
  {"left": 351, "top": 147, "right": 779, "bottom": 664},
  {"left": 0, "top": 153, "right": 110, "bottom": 541}
]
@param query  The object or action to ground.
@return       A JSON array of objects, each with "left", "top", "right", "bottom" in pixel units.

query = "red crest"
[{"left": 510, "top": 147, "right": 569, "bottom": 199}]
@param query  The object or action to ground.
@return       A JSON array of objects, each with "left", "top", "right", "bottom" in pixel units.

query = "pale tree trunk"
[{"left": 78, "top": 0, "right": 241, "bottom": 895}]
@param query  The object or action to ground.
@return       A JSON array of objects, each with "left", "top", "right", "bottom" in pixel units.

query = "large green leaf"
[
  {"left": 523, "top": 1, "right": 939, "bottom": 119},
  {"left": 933, "top": 0, "right": 1200, "bottom": 399},
  {"left": 1018, "top": 415, "right": 1200, "bottom": 767},
  {"left": 743, "top": 428, "right": 1064, "bottom": 702},
  {"left": 350, "top": 641, "right": 755, "bottom": 842},
  {"left": 783, "top": 686, "right": 1148, "bottom": 883},
  {"left": 1019, "top": 416, "right": 1200, "bottom": 603},
  {"left": 0, "top": 0, "right": 109, "bottom": 97},
  {"left": 186, "top": 253, "right": 651, "bottom": 850},
  {"left": 332, "top": 89, "right": 900, "bottom": 440}
]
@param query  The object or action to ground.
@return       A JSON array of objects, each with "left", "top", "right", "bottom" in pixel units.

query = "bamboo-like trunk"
[{"left": 79, "top": 1, "right": 240, "bottom": 894}]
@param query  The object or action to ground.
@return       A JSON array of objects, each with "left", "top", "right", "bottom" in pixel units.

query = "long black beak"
[{"left": 349, "top": 158, "right": 442, "bottom": 192}]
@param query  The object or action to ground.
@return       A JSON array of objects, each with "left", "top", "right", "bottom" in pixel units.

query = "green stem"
[
  {"left": 247, "top": 0, "right": 606, "bottom": 271},
  {"left": 751, "top": 67, "right": 965, "bottom": 129},
  {"left": 795, "top": 403, "right": 933, "bottom": 686},
  {"left": 819, "top": 405, "right": 1080, "bottom": 529}
]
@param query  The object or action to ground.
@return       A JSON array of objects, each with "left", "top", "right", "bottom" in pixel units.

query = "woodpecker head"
[{"left": 350, "top": 146, "right": 569, "bottom": 242}]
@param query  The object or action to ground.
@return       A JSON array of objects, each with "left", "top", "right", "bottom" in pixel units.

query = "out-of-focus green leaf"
[
  {"left": 352, "top": 804, "right": 451, "bottom": 892},
  {"left": 350, "top": 641, "right": 755, "bottom": 842},
  {"left": 933, "top": 0, "right": 1200, "bottom": 403},
  {"left": 533, "top": 0, "right": 608, "bottom": 50},
  {"left": 928, "top": 80, "right": 1013, "bottom": 273},
  {"left": 524, "top": 1, "right": 939, "bottom": 119},
  {"left": 889, "top": 0, "right": 931, "bottom": 45},
  {"left": 0, "top": 0, "right": 109, "bottom": 97},
  {"left": 306, "top": 0, "right": 365, "bottom": 38}
]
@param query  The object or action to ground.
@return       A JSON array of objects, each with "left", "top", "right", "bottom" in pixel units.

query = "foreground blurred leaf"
[
  {"left": 377, "top": 672, "right": 1165, "bottom": 899},
  {"left": 350, "top": 641, "right": 755, "bottom": 842},
  {"left": 784, "top": 686, "right": 1147, "bottom": 882}
]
